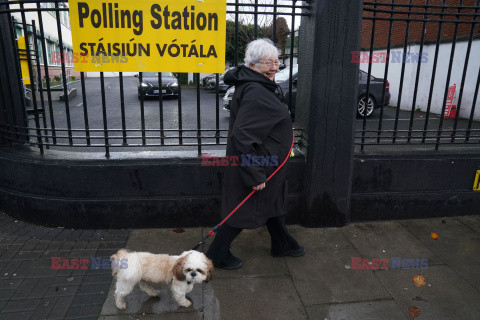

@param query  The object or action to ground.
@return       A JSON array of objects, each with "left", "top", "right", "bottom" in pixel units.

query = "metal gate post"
[
  {"left": 296, "top": 0, "right": 362, "bottom": 227},
  {"left": 0, "top": 0, "right": 28, "bottom": 145}
]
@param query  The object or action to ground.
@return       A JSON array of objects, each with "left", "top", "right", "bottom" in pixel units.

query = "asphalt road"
[
  {"left": 27, "top": 77, "right": 479, "bottom": 154},
  {"left": 355, "top": 105, "right": 480, "bottom": 153},
  {"left": 29, "top": 76, "right": 231, "bottom": 152}
]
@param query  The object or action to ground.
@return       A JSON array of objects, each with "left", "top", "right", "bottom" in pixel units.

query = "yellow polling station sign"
[{"left": 68, "top": 0, "right": 226, "bottom": 73}]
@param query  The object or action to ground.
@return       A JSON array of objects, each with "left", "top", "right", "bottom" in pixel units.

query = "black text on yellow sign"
[{"left": 69, "top": 0, "right": 226, "bottom": 73}]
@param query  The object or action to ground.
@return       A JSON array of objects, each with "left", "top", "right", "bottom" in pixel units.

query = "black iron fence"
[
  {"left": 0, "top": 0, "right": 309, "bottom": 157},
  {"left": 4, "top": 0, "right": 478, "bottom": 157},
  {"left": 358, "top": 0, "right": 480, "bottom": 151}
]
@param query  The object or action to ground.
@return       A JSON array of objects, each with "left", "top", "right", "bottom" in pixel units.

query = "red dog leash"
[{"left": 192, "top": 130, "right": 295, "bottom": 250}]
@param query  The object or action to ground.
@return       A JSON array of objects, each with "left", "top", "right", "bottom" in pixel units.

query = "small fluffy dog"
[{"left": 111, "top": 249, "right": 213, "bottom": 309}]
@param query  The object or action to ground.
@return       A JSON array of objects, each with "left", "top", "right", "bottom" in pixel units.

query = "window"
[
  {"left": 58, "top": 2, "right": 70, "bottom": 29},
  {"left": 15, "top": 26, "right": 23, "bottom": 37},
  {"left": 46, "top": 41, "right": 58, "bottom": 65},
  {"left": 36, "top": 38, "right": 44, "bottom": 64},
  {"left": 67, "top": 49, "right": 74, "bottom": 66}
]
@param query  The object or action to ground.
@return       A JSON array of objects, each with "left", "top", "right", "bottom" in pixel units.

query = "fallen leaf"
[
  {"left": 430, "top": 232, "right": 439, "bottom": 239},
  {"left": 412, "top": 274, "right": 427, "bottom": 287},
  {"left": 172, "top": 228, "right": 185, "bottom": 233},
  {"left": 408, "top": 306, "right": 421, "bottom": 318}
]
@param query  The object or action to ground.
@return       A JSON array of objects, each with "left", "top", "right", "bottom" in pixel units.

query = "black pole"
[
  {"left": 0, "top": 0, "right": 27, "bottom": 145},
  {"left": 296, "top": 0, "right": 362, "bottom": 227}
]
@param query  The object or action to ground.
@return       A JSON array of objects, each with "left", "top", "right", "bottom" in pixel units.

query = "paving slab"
[
  {"left": 100, "top": 279, "right": 203, "bottom": 316},
  {"left": 305, "top": 300, "right": 410, "bottom": 320},
  {"left": 399, "top": 217, "right": 480, "bottom": 241},
  {"left": 0, "top": 212, "right": 130, "bottom": 319},
  {"left": 285, "top": 246, "right": 392, "bottom": 305},
  {"left": 375, "top": 264, "right": 480, "bottom": 319},
  {"left": 0, "top": 310, "right": 35, "bottom": 320},
  {"left": 342, "top": 220, "right": 444, "bottom": 266},
  {"left": 400, "top": 218, "right": 480, "bottom": 290},
  {"left": 204, "top": 276, "right": 307, "bottom": 320},
  {"left": 287, "top": 225, "right": 354, "bottom": 251},
  {"left": 457, "top": 215, "right": 480, "bottom": 234},
  {"left": 125, "top": 228, "right": 203, "bottom": 255},
  {"left": 30, "top": 297, "right": 58, "bottom": 320},
  {"left": 99, "top": 312, "right": 201, "bottom": 319}
]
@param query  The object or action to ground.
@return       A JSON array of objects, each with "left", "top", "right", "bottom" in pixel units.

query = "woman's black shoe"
[
  {"left": 206, "top": 249, "right": 243, "bottom": 270},
  {"left": 213, "top": 256, "right": 243, "bottom": 270},
  {"left": 271, "top": 246, "right": 306, "bottom": 257}
]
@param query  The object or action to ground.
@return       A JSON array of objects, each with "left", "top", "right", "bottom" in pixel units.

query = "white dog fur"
[{"left": 111, "top": 249, "right": 213, "bottom": 309}]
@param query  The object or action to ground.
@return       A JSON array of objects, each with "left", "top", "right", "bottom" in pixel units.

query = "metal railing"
[
  {"left": 0, "top": 0, "right": 309, "bottom": 157},
  {"left": 358, "top": 0, "right": 480, "bottom": 151}
]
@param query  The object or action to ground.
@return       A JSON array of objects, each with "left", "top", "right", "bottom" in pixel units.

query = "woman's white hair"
[{"left": 244, "top": 38, "right": 278, "bottom": 66}]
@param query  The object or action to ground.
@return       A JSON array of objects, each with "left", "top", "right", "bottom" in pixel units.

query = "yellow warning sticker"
[{"left": 473, "top": 170, "right": 480, "bottom": 191}]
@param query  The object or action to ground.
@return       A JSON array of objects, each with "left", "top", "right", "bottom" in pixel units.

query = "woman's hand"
[{"left": 252, "top": 182, "right": 266, "bottom": 191}]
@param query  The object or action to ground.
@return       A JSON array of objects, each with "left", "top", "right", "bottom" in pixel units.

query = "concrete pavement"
[{"left": 1, "top": 211, "right": 479, "bottom": 319}]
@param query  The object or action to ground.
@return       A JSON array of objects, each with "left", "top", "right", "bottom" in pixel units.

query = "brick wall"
[
  {"left": 37, "top": 66, "right": 82, "bottom": 81},
  {"left": 362, "top": 0, "right": 480, "bottom": 49}
]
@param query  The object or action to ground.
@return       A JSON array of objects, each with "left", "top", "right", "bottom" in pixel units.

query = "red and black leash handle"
[{"left": 192, "top": 130, "right": 295, "bottom": 250}]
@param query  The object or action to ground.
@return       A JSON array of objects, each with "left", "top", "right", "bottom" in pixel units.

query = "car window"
[
  {"left": 142, "top": 72, "right": 174, "bottom": 77},
  {"left": 360, "top": 70, "right": 375, "bottom": 81}
]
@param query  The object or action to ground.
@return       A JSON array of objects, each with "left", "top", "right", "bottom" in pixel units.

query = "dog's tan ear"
[
  {"left": 204, "top": 257, "right": 214, "bottom": 283},
  {"left": 173, "top": 256, "right": 186, "bottom": 281}
]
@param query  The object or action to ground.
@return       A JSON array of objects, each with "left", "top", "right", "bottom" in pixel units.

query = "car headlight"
[
  {"left": 140, "top": 82, "right": 149, "bottom": 87},
  {"left": 171, "top": 81, "right": 178, "bottom": 87}
]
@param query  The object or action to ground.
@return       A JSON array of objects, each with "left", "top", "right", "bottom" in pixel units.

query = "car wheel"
[{"left": 357, "top": 95, "right": 375, "bottom": 118}]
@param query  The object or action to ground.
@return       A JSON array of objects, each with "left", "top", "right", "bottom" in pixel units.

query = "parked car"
[
  {"left": 204, "top": 66, "right": 237, "bottom": 92},
  {"left": 357, "top": 70, "right": 391, "bottom": 117},
  {"left": 223, "top": 68, "right": 391, "bottom": 119},
  {"left": 202, "top": 73, "right": 216, "bottom": 88},
  {"left": 136, "top": 72, "right": 178, "bottom": 99},
  {"left": 205, "top": 73, "right": 229, "bottom": 92},
  {"left": 276, "top": 65, "right": 299, "bottom": 118}
]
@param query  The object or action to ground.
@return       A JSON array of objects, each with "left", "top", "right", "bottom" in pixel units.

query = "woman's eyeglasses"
[{"left": 257, "top": 60, "right": 280, "bottom": 67}]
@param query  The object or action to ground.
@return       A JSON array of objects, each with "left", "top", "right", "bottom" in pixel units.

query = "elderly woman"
[{"left": 206, "top": 39, "right": 304, "bottom": 270}]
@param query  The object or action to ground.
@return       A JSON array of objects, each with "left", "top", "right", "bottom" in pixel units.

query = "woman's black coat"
[{"left": 221, "top": 66, "right": 293, "bottom": 229}]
